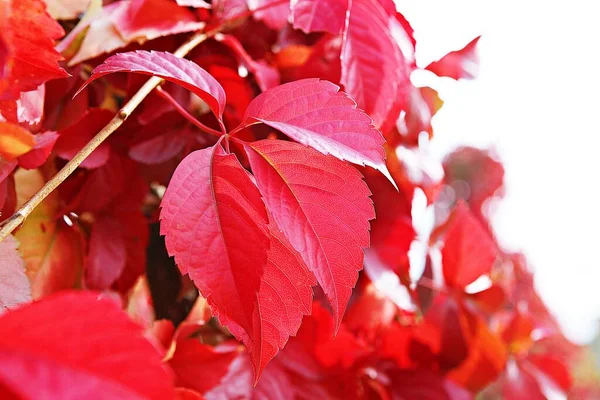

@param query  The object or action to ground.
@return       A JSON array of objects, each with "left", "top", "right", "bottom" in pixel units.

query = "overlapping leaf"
[
  {"left": 245, "top": 139, "right": 375, "bottom": 327},
  {"left": 341, "top": 0, "right": 409, "bottom": 128},
  {"left": 238, "top": 78, "right": 392, "bottom": 181},
  {"left": 160, "top": 144, "right": 271, "bottom": 374},
  {"left": 243, "top": 221, "right": 315, "bottom": 377},
  {"left": 79, "top": 51, "right": 227, "bottom": 121}
]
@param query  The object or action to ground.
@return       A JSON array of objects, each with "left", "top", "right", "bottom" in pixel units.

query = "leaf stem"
[{"left": 155, "top": 86, "right": 222, "bottom": 138}]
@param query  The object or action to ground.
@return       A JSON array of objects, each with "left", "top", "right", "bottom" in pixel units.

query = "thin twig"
[{"left": 0, "top": 29, "right": 218, "bottom": 242}]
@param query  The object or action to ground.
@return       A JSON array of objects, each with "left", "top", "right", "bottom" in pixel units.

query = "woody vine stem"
[{"left": 0, "top": 1, "right": 288, "bottom": 243}]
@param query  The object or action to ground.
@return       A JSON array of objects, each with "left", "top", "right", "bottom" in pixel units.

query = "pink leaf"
[
  {"left": 86, "top": 216, "right": 127, "bottom": 290},
  {"left": 79, "top": 51, "right": 226, "bottom": 121},
  {"left": 341, "top": 0, "right": 410, "bottom": 128},
  {"left": 245, "top": 139, "right": 374, "bottom": 328},
  {"left": 0, "top": 235, "right": 31, "bottom": 313},
  {"left": 160, "top": 144, "right": 270, "bottom": 373},
  {"left": 0, "top": 291, "right": 175, "bottom": 399},
  {"left": 426, "top": 36, "right": 481, "bottom": 80},
  {"left": 442, "top": 203, "right": 497, "bottom": 289},
  {"left": 291, "top": 0, "right": 348, "bottom": 34},
  {"left": 238, "top": 78, "right": 392, "bottom": 182}
]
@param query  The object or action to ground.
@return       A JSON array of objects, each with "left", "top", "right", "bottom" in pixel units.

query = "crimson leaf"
[
  {"left": 341, "top": 0, "right": 409, "bottom": 128},
  {"left": 0, "top": 291, "right": 174, "bottom": 399},
  {"left": 160, "top": 143, "right": 272, "bottom": 377},
  {"left": 78, "top": 50, "right": 226, "bottom": 122},
  {"left": 245, "top": 139, "right": 375, "bottom": 328},
  {"left": 244, "top": 220, "right": 315, "bottom": 378},
  {"left": 237, "top": 78, "right": 392, "bottom": 182},
  {"left": 442, "top": 203, "right": 497, "bottom": 289}
]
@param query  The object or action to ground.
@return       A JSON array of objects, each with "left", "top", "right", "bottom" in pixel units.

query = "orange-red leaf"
[
  {"left": 0, "top": 123, "right": 36, "bottom": 160},
  {"left": 0, "top": 0, "right": 69, "bottom": 100}
]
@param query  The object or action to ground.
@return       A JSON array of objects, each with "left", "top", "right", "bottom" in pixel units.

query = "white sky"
[{"left": 399, "top": 0, "right": 600, "bottom": 343}]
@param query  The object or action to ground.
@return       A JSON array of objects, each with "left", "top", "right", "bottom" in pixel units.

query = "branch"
[{"left": 0, "top": 28, "right": 218, "bottom": 242}]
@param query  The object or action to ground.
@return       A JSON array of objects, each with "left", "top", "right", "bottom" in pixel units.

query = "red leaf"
[
  {"left": 86, "top": 216, "right": 128, "bottom": 290},
  {"left": 65, "top": 152, "right": 126, "bottom": 213},
  {"left": 238, "top": 78, "right": 392, "bottom": 182},
  {"left": 364, "top": 168, "right": 414, "bottom": 277},
  {"left": 17, "top": 131, "right": 58, "bottom": 170},
  {"left": 291, "top": 0, "right": 348, "bottom": 34},
  {"left": 203, "top": 349, "right": 253, "bottom": 400},
  {"left": 503, "top": 361, "right": 545, "bottom": 400},
  {"left": 0, "top": 0, "right": 69, "bottom": 100},
  {"left": 442, "top": 203, "right": 497, "bottom": 289},
  {"left": 0, "top": 236, "right": 31, "bottom": 313},
  {"left": 245, "top": 139, "right": 374, "bottom": 327},
  {"left": 243, "top": 221, "right": 315, "bottom": 378},
  {"left": 55, "top": 109, "right": 114, "bottom": 169},
  {"left": 112, "top": 0, "right": 205, "bottom": 42},
  {"left": 527, "top": 354, "right": 572, "bottom": 392},
  {"left": 129, "top": 127, "right": 190, "bottom": 165},
  {"left": 0, "top": 85, "right": 45, "bottom": 129},
  {"left": 160, "top": 144, "right": 271, "bottom": 374},
  {"left": 80, "top": 51, "right": 226, "bottom": 121},
  {"left": 169, "top": 338, "right": 239, "bottom": 394},
  {"left": 426, "top": 36, "right": 481, "bottom": 80},
  {"left": 341, "top": 0, "right": 409, "bottom": 128},
  {"left": 215, "top": 33, "right": 280, "bottom": 91},
  {"left": 62, "top": 0, "right": 205, "bottom": 66},
  {"left": 0, "top": 291, "right": 175, "bottom": 399}
]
